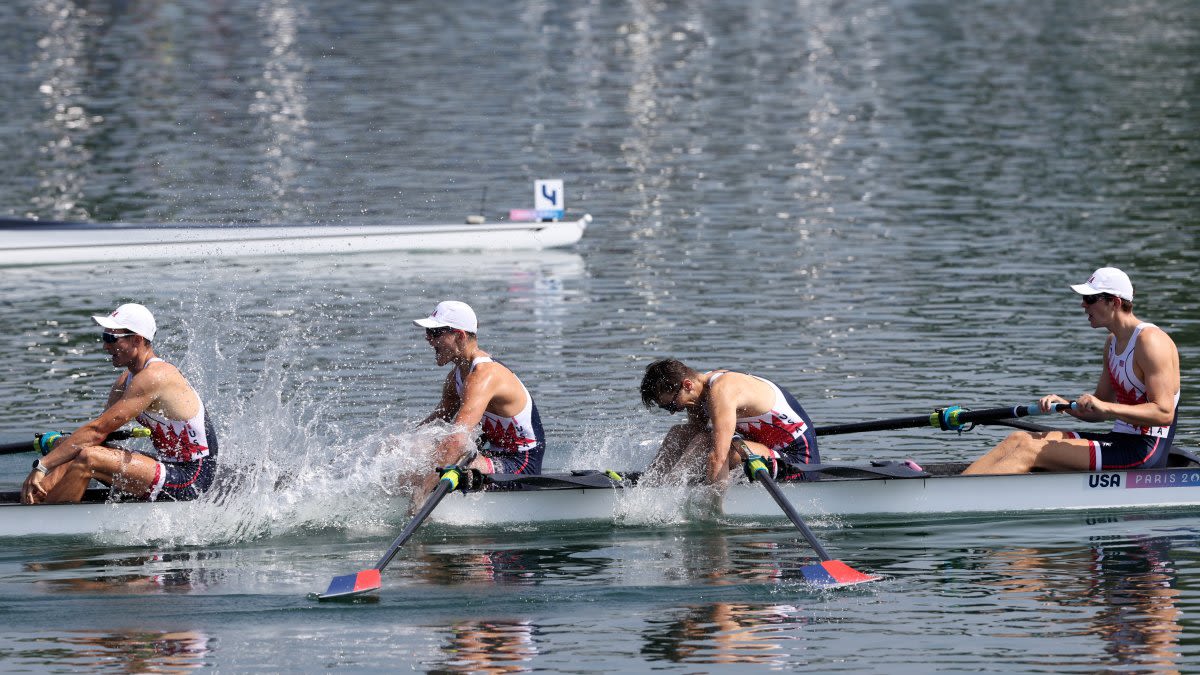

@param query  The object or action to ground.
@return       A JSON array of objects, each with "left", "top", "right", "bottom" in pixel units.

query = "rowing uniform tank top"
[
  {"left": 126, "top": 358, "right": 211, "bottom": 463},
  {"left": 705, "top": 371, "right": 817, "bottom": 462},
  {"left": 454, "top": 357, "right": 546, "bottom": 470},
  {"left": 1107, "top": 323, "right": 1179, "bottom": 438}
]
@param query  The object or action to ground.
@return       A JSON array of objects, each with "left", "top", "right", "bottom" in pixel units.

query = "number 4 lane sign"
[{"left": 535, "top": 179, "right": 565, "bottom": 220}]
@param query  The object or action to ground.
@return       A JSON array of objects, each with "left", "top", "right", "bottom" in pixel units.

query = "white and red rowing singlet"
[
  {"left": 1108, "top": 323, "right": 1179, "bottom": 438},
  {"left": 705, "top": 371, "right": 816, "bottom": 461},
  {"left": 454, "top": 357, "right": 546, "bottom": 462},
  {"left": 128, "top": 358, "right": 211, "bottom": 463}
]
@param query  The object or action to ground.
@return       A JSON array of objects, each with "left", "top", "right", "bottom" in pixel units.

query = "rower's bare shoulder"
[
  {"left": 137, "top": 359, "right": 182, "bottom": 382},
  {"left": 1137, "top": 325, "right": 1179, "bottom": 360},
  {"left": 461, "top": 360, "right": 512, "bottom": 393}
]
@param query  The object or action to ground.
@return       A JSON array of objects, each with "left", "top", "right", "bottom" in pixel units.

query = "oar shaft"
[
  {"left": 0, "top": 439, "right": 35, "bottom": 454},
  {"left": 373, "top": 469, "right": 460, "bottom": 572},
  {"left": 753, "top": 468, "right": 832, "bottom": 561},
  {"left": 815, "top": 414, "right": 933, "bottom": 436},
  {"left": 816, "top": 402, "right": 1075, "bottom": 436},
  {"left": 0, "top": 428, "right": 146, "bottom": 455}
]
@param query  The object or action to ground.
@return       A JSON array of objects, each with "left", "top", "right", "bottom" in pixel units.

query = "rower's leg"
[
  {"left": 41, "top": 446, "right": 159, "bottom": 503},
  {"left": 963, "top": 431, "right": 1094, "bottom": 474},
  {"left": 645, "top": 424, "right": 704, "bottom": 476}
]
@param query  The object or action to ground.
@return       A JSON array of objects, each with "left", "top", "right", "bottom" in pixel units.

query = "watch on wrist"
[{"left": 32, "top": 459, "right": 49, "bottom": 475}]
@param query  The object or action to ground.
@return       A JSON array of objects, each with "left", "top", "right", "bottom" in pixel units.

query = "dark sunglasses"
[
  {"left": 425, "top": 327, "right": 458, "bottom": 339},
  {"left": 1082, "top": 293, "right": 1113, "bottom": 305},
  {"left": 657, "top": 388, "right": 685, "bottom": 413},
  {"left": 101, "top": 331, "right": 137, "bottom": 343}
]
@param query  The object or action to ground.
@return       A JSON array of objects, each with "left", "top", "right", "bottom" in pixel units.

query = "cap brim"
[
  {"left": 93, "top": 315, "right": 124, "bottom": 330},
  {"left": 1070, "top": 283, "right": 1100, "bottom": 296},
  {"left": 413, "top": 317, "right": 448, "bottom": 328}
]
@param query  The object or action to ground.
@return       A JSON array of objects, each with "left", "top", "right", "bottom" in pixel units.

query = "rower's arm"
[
  {"left": 434, "top": 364, "right": 500, "bottom": 462},
  {"left": 705, "top": 383, "right": 741, "bottom": 485},
  {"left": 40, "top": 369, "right": 157, "bottom": 472},
  {"left": 1095, "top": 329, "right": 1180, "bottom": 428},
  {"left": 419, "top": 372, "right": 460, "bottom": 426},
  {"left": 104, "top": 372, "right": 130, "bottom": 408}
]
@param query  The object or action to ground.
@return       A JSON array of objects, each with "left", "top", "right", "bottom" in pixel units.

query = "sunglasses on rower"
[
  {"left": 657, "top": 386, "right": 686, "bottom": 413},
  {"left": 1082, "top": 293, "right": 1114, "bottom": 305},
  {"left": 101, "top": 331, "right": 137, "bottom": 343},
  {"left": 424, "top": 326, "right": 459, "bottom": 339}
]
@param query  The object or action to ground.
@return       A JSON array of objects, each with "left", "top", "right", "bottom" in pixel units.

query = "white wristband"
[{"left": 34, "top": 460, "right": 49, "bottom": 475}]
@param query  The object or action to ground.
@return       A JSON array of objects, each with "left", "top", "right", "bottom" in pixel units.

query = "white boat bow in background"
[{"left": 0, "top": 213, "right": 590, "bottom": 267}]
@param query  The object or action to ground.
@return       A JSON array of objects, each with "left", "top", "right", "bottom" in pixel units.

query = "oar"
[
  {"left": 740, "top": 446, "right": 880, "bottom": 588},
  {"left": 316, "top": 461, "right": 473, "bottom": 602},
  {"left": 815, "top": 402, "right": 1076, "bottom": 437},
  {"left": 0, "top": 427, "right": 150, "bottom": 455}
]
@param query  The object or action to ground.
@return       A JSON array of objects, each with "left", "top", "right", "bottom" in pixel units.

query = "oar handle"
[{"left": 948, "top": 402, "right": 1076, "bottom": 428}]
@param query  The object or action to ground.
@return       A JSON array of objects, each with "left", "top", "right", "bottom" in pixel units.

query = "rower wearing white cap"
[
  {"left": 965, "top": 267, "right": 1180, "bottom": 474},
  {"left": 414, "top": 301, "right": 546, "bottom": 488},
  {"left": 21, "top": 303, "right": 218, "bottom": 504}
]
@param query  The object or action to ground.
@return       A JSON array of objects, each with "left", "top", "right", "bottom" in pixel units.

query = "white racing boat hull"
[
  {"left": 430, "top": 466, "right": 1200, "bottom": 525},
  {"left": 0, "top": 214, "right": 590, "bottom": 267},
  {"left": 0, "top": 497, "right": 192, "bottom": 537},
  {"left": 3, "top": 463, "right": 1198, "bottom": 537}
]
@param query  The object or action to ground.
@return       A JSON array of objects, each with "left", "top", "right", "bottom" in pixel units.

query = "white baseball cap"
[
  {"left": 92, "top": 303, "right": 157, "bottom": 341},
  {"left": 413, "top": 300, "right": 478, "bottom": 333},
  {"left": 1071, "top": 267, "right": 1133, "bottom": 302}
]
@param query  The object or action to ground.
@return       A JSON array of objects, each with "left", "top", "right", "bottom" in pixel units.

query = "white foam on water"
[{"left": 557, "top": 420, "right": 718, "bottom": 528}]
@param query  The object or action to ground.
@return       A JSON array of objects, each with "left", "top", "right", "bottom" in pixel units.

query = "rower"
[
  {"left": 414, "top": 301, "right": 546, "bottom": 494},
  {"left": 22, "top": 303, "right": 218, "bottom": 504},
  {"left": 965, "top": 267, "right": 1180, "bottom": 474},
  {"left": 640, "top": 359, "right": 819, "bottom": 485}
]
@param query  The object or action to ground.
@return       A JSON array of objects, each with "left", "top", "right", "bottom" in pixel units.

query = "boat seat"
[{"left": 1167, "top": 447, "right": 1200, "bottom": 468}]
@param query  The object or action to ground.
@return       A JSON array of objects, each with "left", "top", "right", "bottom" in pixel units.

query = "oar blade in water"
[
  {"left": 318, "top": 569, "right": 381, "bottom": 601},
  {"left": 799, "top": 560, "right": 880, "bottom": 588}
]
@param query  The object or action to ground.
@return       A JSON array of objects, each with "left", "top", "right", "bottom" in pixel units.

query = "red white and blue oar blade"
[
  {"left": 317, "top": 569, "right": 382, "bottom": 602},
  {"left": 799, "top": 560, "right": 881, "bottom": 588}
]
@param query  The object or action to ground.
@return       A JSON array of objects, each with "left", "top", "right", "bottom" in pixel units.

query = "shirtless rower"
[
  {"left": 640, "top": 359, "right": 819, "bottom": 485},
  {"left": 21, "top": 303, "right": 218, "bottom": 504},
  {"left": 415, "top": 301, "right": 545, "bottom": 494},
  {"left": 965, "top": 267, "right": 1180, "bottom": 474}
]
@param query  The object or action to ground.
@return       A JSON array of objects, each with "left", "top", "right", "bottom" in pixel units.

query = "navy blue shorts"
[
  {"left": 1065, "top": 431, "right": 1171, "bottom": 471},
  {"left": 480, "top": 453, "right": 538, "bottom": 475},
  {"left": 148, "top": 457, "right": 217, "bottom": 501}
]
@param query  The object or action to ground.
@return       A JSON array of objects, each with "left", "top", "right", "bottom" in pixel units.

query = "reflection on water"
[
  {"left": 398, "top": 525, "right": 845, "bottom": 590},
  {"left": 250, "top": 0, "right": 312, "bottom": 222},
  {"left": 986, "top": 535, "right": 1183, "bottom": 673},
  {"left": 641, "top": 603, "right": 798, "bottom": 666},
  {"left": 26, "top": 550, "right": 223, "bottom": 594},
  {"left": 30, "top": 0, "right": 96, "bottom": 220},
  {"left": 433, "top": 619, "right": 538, "bottom": 674},
  {"left": 6, "top": 630, "right": 210, "bottom": 673}
]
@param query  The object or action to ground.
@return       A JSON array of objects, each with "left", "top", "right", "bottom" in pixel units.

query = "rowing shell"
[
  {"left": 0, "top": 214, "right": 590, "bottom": 267},
  {"left": 430, "top": 460, "right": 1200, "bottom": 525},
  {"left": 2, "top": 457, "right": 1199, "bottom": 538}
]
